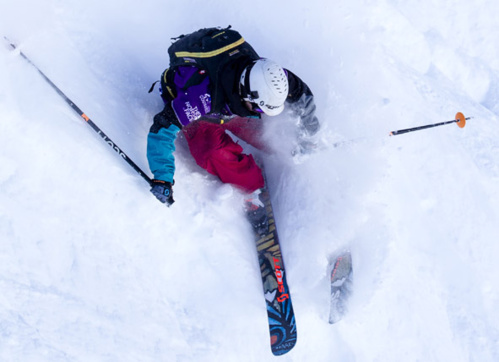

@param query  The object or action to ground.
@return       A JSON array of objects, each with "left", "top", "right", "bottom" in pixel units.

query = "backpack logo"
[
  {"left": 183, "top": 102, "right": 202, "bottom": 122},
  {"left": 199, "top": 93, "right": 211, "bottom": 113}
]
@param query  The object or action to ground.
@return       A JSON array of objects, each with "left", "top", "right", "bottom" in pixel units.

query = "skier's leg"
[
  {"left": 183, "top": 121, "right": 264, "bottom": 192},
  {"left": 222, "top": 116, "right": 268, "bottom": 151}
]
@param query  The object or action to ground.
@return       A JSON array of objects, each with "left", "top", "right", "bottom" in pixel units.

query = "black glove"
[
  {"left": 150, "top": 179, "right": 174, "bottom": 206},
  {"left": 150, "top": 105, "right": 182, "bottom": 134}
]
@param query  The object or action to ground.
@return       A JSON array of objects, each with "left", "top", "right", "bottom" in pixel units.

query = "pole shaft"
[
  {"left": 5, "top": 37, "right": 152, "bottom": 185},
  {"left": 390, "top": 120, "right": 458, "bottom": 136}
]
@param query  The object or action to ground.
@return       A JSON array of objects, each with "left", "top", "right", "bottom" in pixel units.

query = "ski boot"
[{"left": 244, "top": 189, "right": 269, "bottom": 235}]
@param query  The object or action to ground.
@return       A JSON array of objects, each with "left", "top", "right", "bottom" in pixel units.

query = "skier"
[{"left": 147, "top": 27, "right": 319, "bottom": 216}]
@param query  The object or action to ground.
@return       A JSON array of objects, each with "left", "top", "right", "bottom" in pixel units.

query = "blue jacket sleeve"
[{"left": 147, "top": 124, "right": 181, "bottom": 183}]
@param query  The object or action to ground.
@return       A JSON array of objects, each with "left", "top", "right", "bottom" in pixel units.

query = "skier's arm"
[
  {"left": 285, "top": 70, "right": 320, "bottom": 154},
  {"left": 286, "top": 69, "right": 313, "bottom": 102},
  {"left": 147, "top": 104, "right": 182, "bottom": 204}
]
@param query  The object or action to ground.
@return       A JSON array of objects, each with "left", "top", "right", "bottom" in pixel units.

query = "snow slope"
[{"left": 1, "top": 0, "right": 499, "bottom": 361}]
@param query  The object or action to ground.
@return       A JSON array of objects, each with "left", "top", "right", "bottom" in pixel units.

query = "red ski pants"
[{"left": 183, "top": 118, "right": 265, "bottom": 193}]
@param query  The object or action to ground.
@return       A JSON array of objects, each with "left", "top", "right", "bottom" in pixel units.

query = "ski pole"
[
  {"left": 4, "top": 37, "right": 152, "bottom": 186},
  {"left": 389, "top": 112, "right": 469, "bottom": 136}
]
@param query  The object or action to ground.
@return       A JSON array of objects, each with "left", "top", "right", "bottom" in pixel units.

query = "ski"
[
  {"left": 328, "top": 251, "right": 353, "bottom": 324},
  {"left": 245, "top": 181, "right": 297, "bottom": 355}
]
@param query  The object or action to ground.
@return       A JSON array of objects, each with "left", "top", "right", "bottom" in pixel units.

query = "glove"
[
  {"left": 292, "top": 139, "right": 318, "bottom": 156},
  {"left": 300, "top": 114, "right": 320, "bottom": 137},
  {"left": 150, "top": 179, "right": 174, "bottom": 206},
  {"left": 150, "top": 105, "right": 182, "bottom": 134}
]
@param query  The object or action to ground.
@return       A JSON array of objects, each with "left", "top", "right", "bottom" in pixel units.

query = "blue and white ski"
[{"left": 246, "top": 182, "right": 297, "bottom": 355}]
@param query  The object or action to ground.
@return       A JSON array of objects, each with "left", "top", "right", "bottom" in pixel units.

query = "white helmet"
[{"left": 239, "top": 59, "right": 288, "bottom": 116}]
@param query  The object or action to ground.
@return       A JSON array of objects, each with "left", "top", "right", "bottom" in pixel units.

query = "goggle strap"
[{"left": 243, "top": 61, "right": 257, "bottom": 100}]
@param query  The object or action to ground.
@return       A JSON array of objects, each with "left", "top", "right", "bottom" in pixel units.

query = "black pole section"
[
  {"left": 390, "top": 120, "right": 458, "bottom": 136},
  {"left": 4, "top": 37, "right": 152, "bottom": 185},
  {"left": 389, "top": 113, "right": 469, "bottom": 136}
]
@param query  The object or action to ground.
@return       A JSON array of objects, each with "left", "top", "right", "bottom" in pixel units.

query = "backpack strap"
[
  {"left": 148, "top": 80, "right": 159, "bottom": 93},
  {"left": 172, "top": 35, "right": 245, "bottom": 60}
]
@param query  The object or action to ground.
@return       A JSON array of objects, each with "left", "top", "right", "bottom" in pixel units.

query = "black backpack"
[
  {"left": 168, "top": 26, "right": 259, "bottom": 77},
  {"left": 166, "top": 26, "right": 260, "bottom": 113}
]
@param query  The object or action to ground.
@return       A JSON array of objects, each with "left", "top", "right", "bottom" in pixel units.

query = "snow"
[{"left": 1, "top": 0, "right": 499, "bottom": 361}]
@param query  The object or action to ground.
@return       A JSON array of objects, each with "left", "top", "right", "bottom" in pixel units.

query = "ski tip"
[
  {"left": 329, "top": 250, "right": 352, "bottom": 266},
  {"left": 269, "top": 314, "right": 297, "bottom": 355},
  {"left": 329, "top": 314, "right": 343, "bottom": 325},
  {"left": 328, "top": 251, "right": 353, "bottom": 324},
  {"left": 455, "top": 112, "right": 466, "bottom": 128},
  {"left": 330, "top": 251, "right": 353, "bottom": 282},
  {"left": 271, "top": 337, "right": 297, "bottom": 356}
]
